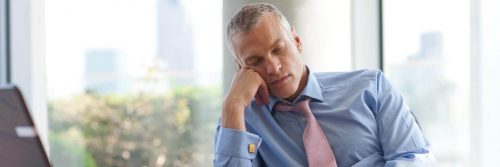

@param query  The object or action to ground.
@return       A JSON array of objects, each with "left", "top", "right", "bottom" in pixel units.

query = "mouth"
[{"left": 270, "top": 74, "right": 291, "bottom": 87}]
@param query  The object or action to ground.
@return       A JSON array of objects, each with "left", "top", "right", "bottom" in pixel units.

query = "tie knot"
[{"left": 274, "top": 98, "right": 312, "bottom": 116}]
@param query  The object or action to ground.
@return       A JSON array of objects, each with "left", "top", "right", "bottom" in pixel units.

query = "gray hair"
[{"left": 226, "top": 3, "right": 292, "bottom": 55}]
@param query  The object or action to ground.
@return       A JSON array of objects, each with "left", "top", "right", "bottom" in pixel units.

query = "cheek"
[
  {"left": 285, "top": 57, "right": 302, "bottom": 74},
  {"left": 255, "top": 68, "right": 268, "bottom": 77}
]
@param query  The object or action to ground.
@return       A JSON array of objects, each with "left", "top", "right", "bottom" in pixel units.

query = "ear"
[{"left": 291, "top": 26, "right": 303, "bottom": 53}]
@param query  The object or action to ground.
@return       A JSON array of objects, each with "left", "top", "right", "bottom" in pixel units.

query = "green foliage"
[{"left": 48, "top": 86, "right": 221, "bottom": 167}]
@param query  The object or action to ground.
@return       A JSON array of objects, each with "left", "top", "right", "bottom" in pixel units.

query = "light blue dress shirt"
[{"left": 214, "top": 69, "right": 434, "bottom": 167}]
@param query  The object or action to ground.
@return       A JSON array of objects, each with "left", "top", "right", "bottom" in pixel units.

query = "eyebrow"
[{"left": 243, "top": 39, "right": 283, "bottom": 64}]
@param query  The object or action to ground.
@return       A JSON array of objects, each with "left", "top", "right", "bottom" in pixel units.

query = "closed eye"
[
  {"left": 245, "top": 57, "right": 263, "bottom": 66},
  {"left": 272, "top": 48, "right": 281, "bottom": 54},
  {"left": 272, "top": 43, "right": 284, "bottom": 54}
]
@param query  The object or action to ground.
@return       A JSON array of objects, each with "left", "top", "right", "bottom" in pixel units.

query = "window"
[
  {"left": 46, "top": 0, "right": 222, "bottom": 166},
  {"left": 382, "top": 0, "right": 500, "bottom": 166},
  {"left": 384, "top": 0, "right": 471, "bottom": 165},
  {"left": 45, "top": 1, "right": 352, "bottom": 166},
  {"left": 6, "top": 0, "right": 494, "bottom": 165}
]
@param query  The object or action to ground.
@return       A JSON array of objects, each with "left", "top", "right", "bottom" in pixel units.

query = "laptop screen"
[{"left": 0, "top": 86, "right": 51, "bottom": 167}]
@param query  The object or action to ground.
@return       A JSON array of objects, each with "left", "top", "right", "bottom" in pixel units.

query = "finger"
[
  {"left": 260, "top": 81, "right": 271, "bottom": 104},
  {"left": 242, "top": 65, "right": 256, "bottom": 71},
  {"left": 254, "top": 90, "right": 263, "bottom": 106},
  {"left": 244, "top": 67, "right": 267, "bottom": 105}
]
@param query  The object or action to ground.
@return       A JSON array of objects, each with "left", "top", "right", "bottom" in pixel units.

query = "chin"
[
  {"left": 270, "top": 80, "right": 300, "bottom": 99},
  {"left": 272, "top": 88, "right": 296, "bottom": 99}
]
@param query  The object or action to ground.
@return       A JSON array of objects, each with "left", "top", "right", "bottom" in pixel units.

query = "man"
[{"left": 214, "top": 3, "right": 434, "bottom": 167}]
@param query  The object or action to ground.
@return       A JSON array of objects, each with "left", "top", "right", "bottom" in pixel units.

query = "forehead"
[{"left": 230, "top": 14, "right": 287, "bottom": 60}]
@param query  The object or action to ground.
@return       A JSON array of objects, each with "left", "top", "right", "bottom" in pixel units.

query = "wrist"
[{"left": 221, "top": 98, "right": 246, "bottom": 131}]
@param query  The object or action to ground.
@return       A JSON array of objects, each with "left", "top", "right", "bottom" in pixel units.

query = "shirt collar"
[{"left": 266, "top": 66, "right": 324, "bottom": 111}]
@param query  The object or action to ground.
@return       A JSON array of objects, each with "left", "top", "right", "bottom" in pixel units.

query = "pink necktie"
[{"left": 274, "top": 98, "right": 337, "bottom": 167}]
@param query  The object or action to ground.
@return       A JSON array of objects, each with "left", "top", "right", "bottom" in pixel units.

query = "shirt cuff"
[
  {"left": 385, "top": 150, "right": 436, "bottom": 167},
  {"left": 215, "top": 127, "right": 262, "bottom": 159}
]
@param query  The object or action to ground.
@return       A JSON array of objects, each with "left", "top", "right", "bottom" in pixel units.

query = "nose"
[{"left": 264, "top": 56, "right": 281, "bottom": 75}]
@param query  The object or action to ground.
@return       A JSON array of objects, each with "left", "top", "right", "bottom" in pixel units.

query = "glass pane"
[
  {"left": 45, "top": 0, "right": 222, "bottom": 166},
  {"left": 383, "top": 0, "right": 471, "bottom": 166}
]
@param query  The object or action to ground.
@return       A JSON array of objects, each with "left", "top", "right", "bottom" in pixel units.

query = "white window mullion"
[
  {"left": 477, "top": 0, "right": 500, "bottom": 165},
  {"left": 470, "top": 0, "right": 482, "bottom": 165}
]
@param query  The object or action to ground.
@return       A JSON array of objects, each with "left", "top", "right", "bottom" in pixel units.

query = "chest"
[{"left": 274, "top": 102, "right": 382, "bottom": 159}]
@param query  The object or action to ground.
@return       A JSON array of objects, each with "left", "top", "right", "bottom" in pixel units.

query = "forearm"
[
  {"left": 221, "top": 97, "right": 246, "bottom": 131},
  {"left": 214, "top": 68, "right": 267, "bottom": 166},
  {"left": 221, "top": 68, "right": 266, "bottom": 131}
]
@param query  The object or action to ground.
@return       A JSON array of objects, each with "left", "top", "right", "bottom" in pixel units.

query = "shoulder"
[{"left": 313, "top": 69, "right": 383, "bottom": 89}]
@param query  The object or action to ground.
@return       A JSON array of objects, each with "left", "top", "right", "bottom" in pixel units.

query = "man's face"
[{"left": 230, "top": 13, "right": 305, "bottom": 99}]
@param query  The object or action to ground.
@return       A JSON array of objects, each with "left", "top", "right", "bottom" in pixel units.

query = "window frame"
[
  {"left": 0, "top": 0, "right": 10, "bottom": 84},
  {"left": 7, "top": 0, "right": 49, "bottom": 153}
]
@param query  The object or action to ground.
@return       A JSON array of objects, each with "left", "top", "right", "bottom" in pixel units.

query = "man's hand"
[{"left": 221, "top": 67, "right": 270, "bottom": 131}]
